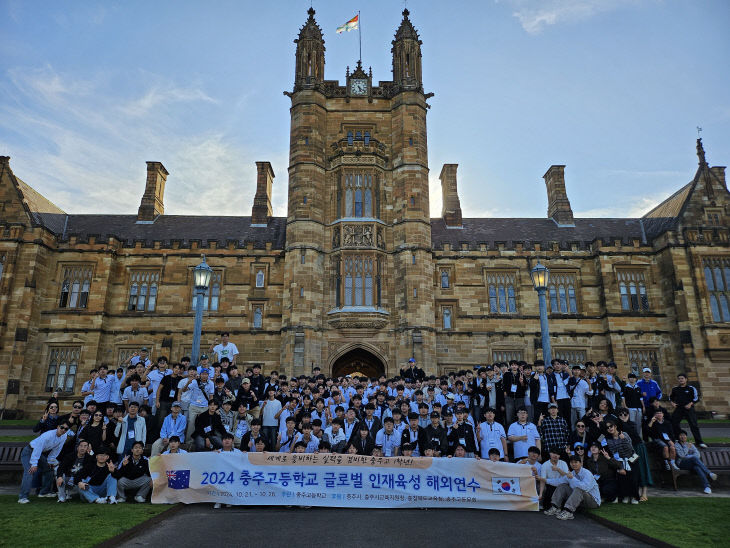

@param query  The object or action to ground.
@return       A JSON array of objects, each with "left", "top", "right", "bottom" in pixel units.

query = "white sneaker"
[
  {"left": 611, "top": 498, "right": 619, "bottom": 504},
  {"left": 631, "top": 499, "right": 639, "bottom": 505},
  {"left": 699, "top": 443, "right": 709, "bottom": 449},
  {"left": 95, "top": 497, "right": 108, "bottom": 504},
  {"left": 18, "top": 498, "right": 30, "bottom": 504},
  {"left": 704, "top": 487, "right": 712, "bottom": 494},
  {"left": 544, "top": 506, "right": 559, "bottom": 516},
  {"left": 134, "top": 496, "right": 146, "bottom": 503},
  {"left": 622, "top": 497, "right": 630, "bottom": 504},
  {"left": 670, "top": 462, "right": 680, "bottom": 471},
  {"left": 709, "top": 473, "right": 718, "bottom": 481},
  {"left": 57, "top": 497, "right": 66, "bottom": 503},
  {"left": 225, "top": 504, "right": 232, "bottom": 508},
  {"left": 108, "top": 496, "right": 117, "bottom": 504},
  {"left": 213, "top": 503, "right": 221, "bottom": 509},
  {"left": 117, "top": 497, "right": 126, "bottom": 503},
  {"left": 557, "top": 510, "right": 574, "bottom": 520}
]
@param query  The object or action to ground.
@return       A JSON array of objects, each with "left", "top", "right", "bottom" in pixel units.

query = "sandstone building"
[{"left": 0, "top": 9, "right": 728, "bottom": 416}]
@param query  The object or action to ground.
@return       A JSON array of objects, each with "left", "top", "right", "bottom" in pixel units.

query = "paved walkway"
[{"left": 120, "top": 505, "right": 647, "bottom": 548}]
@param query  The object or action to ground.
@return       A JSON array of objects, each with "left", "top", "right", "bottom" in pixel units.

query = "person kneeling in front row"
[
  {"left": 75, "top": 446, "right": 118, "bottom": 504},
  {"left": 114, "top": 441, "right": 152, "bottom": 503},
  {"left": 544, "top": 454, "right": 601, "bottom": 520}
]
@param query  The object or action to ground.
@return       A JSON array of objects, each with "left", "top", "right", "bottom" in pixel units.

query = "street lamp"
[
  {"left": 191, "top": 255, "right": 213, "bottom": 366},
  {"left": 530, "top": 261, "right": 552, "bottom": 365}
]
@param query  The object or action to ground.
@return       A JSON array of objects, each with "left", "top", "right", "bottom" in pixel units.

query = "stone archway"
[{"left": 331, "top": 347, "right": 386, "bottom": 379}]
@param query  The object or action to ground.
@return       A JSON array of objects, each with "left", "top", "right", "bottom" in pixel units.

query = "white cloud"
[
  {"left": 575, "top": 193, "right": 671, "bottom": 218},
  {"left": 0, "top": 65, "right": 274, "bottom": 217},
  {"left": 505, "top": 0, "right": 643, "bottom": 34}
]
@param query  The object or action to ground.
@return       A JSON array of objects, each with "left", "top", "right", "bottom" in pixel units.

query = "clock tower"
[{"left": 281, "top": 9, "right": 435, "bottom": 378}]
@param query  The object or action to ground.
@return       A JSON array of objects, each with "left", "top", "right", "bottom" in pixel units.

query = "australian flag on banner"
[
  {"left": 492, "top": 477, "right": 521, "bottom": 495},
  {"left": 167, "top": 469, "right": 191, "bottom": 490}
]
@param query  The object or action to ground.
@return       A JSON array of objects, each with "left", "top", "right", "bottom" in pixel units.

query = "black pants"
[
  {"left": 616, "top": 469, "right": 639, "bottom": 499},
  {"left": 557, "top": 399, "right": 572, "bottom": 427},
  {"left": 598, "top": 478, "right": 618, "bottom": 502},
  {"left": 541, "top": 484, "right": 557, "bottom": 507},
  {"left": 671, "top": 406, "right": 703, "bottom": 444}
]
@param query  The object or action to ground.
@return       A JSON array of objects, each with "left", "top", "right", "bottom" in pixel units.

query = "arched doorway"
[{"left": 331, "top": 347, "right": 385, "bottom": 379}]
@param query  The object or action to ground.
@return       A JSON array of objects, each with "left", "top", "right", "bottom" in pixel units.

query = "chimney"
[
  {"left": 439, "top": 164, "right": 463, "bottom": 227},
  {"left": 0, "top": 156, "right": 10, "bottom": 168},
  {"left": 137, "top": 161, "right": 168, "bottom": 222},
  {"left": 251, "top": 161, "right": 275, "bottom": 226},
  {"left": 711, "top": 166, "right": 727, "bottom": 190},
  {"left": 544, "top": 165, "right": 574, "bottom": 227}
]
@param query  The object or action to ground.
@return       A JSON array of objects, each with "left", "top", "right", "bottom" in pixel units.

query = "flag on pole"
[{"left": 336, "top": 14, "right": 359, "bottom": 34}]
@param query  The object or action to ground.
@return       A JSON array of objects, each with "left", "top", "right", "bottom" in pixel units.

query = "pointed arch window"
[
  {"left": 253, "top": 306, "right": 263, "bottom": 329},
  {"left": 45, "top": 347, "right": 80, "bottom": 393},
  {"left": 486, "top": 271, "right": 517, "bottom": 314},
  {"left": 339, "top": 255, "right": 380, "bottom": 308},
  {"left": 547, "top": 272, "right": 578, "bottom": 314},
  {"left": 441, "top": 270, "right": 450, "bottom": 289},
  {"left": 703, "top": 258, "right": 730, "bottom": 322},
  {"left": 342, "top": 173, "right": 376, "bottom": 219},
  {"left": 59, "top": 265, "right": 92, "bottom": 309},
  {"left": 127, "top": 271, "right": 159, "bottom": 312},
  {"left": 617, "top": 270, "right": 650, "bottom": 312}
]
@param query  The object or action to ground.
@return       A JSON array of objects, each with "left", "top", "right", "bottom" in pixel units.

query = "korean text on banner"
[{"left": 149, "top": 452, "right": 538, "bottom": 511}]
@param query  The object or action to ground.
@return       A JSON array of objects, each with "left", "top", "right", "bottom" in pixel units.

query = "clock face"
[{"left": 350, "top": 79, "right": 367, "bottom": 95}]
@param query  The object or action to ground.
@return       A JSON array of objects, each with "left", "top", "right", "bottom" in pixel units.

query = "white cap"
[{"left": 642, "top": 367, "right": 651, "bottom": 373}]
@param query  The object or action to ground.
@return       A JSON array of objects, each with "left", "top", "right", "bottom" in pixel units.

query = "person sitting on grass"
[
  {"left": 18, "top": 421, "right": 70, "bottom": 504},
  {"left": 75, "top": 446, "right": 118, "bottom": 504},
  {"left": 56, "top": 438, "right": 91, "bottom": 503},
  {"left": 113, "top": 441, "right": 152, "bottom": 503},
  {"left": 584, "top": 442, "right": 620, "bottom": 503},
  {"left": 538, "top": 448, "right": 569, "bottom": 509},
  {"left": 675, "top": 430, "right": 717, "bottom": 494},
  {"left": 544, "top": 454, "right": 601, "bottom": 520}
]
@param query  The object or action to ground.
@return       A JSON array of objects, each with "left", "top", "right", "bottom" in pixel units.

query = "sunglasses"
[
  {"left": 73, "top": 405, "right": 82, "bottom": 409},
  {"left": 575, "top": 446, "right": 585, "bottom": 450},
  {"left": 576, "top": 424, "right": 585, "bottom": 427},
  {"left": 94, "top": 413, "right": 103, "bottom": 417},
  {"left": 58, "top": 426, "right": 69, "bottom": 431}
]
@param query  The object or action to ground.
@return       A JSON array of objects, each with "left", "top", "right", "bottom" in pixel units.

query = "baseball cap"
[
  {"left": 430, "top": 411, "right": 440, "bottom": 418},
  {"left": 242, "top": 378, "right": 251, "bottom": 384},
  {"left": 548, "top": 402, "right": 558, "bottom": 409},
  {"left": 642, "top": 367, "right": 651, "bottom": 373},
  {"left": 171, "top": 401, "right": 182, "bottom": 408},
  {"left": 408, "top": 358, "right": 416, "bottom": 363},
  {"left": 140, "top": 347, "right": 148, "bottom": 352},
  {"left": 446, "top": 393, "right": 455, "bottom": 400}
]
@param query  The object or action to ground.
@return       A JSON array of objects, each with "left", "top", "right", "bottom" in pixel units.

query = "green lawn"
[
  {"left": 690, "top": 437, "right": 730, "bottom": 444},
  {"left": 0, "top": 419, "right": 36, "bottom": 426},
  {"left": 590, "top": 498, "right": 730, "bottom": 547},
  {"left": 698, "top": 419, "right": 730, "bottom": 425},
  {"left": 0, "top": 435, "right": 35, "bottom": 443},
  {"left": 0, "top": 494, "right": 172, "bottom": 547}
]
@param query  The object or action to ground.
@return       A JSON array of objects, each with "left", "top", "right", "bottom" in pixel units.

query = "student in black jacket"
[
  {"left": 193, "top": 400, "right": 226, "bottom": 451},
  {"left": 74, "top": 446, "right": 118, "bottom": 504},
  {"left": 352, "top": 423, "right": 375, "bottom": 455},
  {"left": 669, "top": 373, "right": 706, "bottom": 448},
  {"left": 401, "top": 413, "right": 426, "bottom": 456},
  {"left": 113, "top": 441, "right": 152, "bottom": 503},
  {"left": 56, "top": 439, "right": 92, "bottom": 502},
  {"left": 424, "top": 412, "right": 448, "bottom": 457},
  {"left": 447, "top": 409, "right": 477, "bottom": 456}
]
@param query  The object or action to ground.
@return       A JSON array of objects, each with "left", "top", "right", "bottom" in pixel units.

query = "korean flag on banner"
[
  {"left": 167, "top": 469, "right": 191, "bottom": 490},
  {"left": 492, "top": 477, "right": 521, "bottom": 495}
]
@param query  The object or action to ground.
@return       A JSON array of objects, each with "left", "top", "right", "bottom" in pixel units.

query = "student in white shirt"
[
  {"left": 539, "top": 448, "right": 570, "bottom": 508},
  {"left": 18, "top": 422, "right": 70, "bottom": 503},
  {"left": 478, "top": 408, "right": 507, "bottom": 460},
  {"left": 210, "top": 332, "right": 239, "bottom": 366},
  {"left": 375, "top": 417, "right": 401, "bottom": 457},
  {"left": 507, "top": 407, "right": 541, "bottom": 461}
]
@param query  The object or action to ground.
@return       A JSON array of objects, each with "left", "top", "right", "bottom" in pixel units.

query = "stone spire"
[
  {"left": 293, "top": 8, "right": 325, "bottom": 91},
  {"left": 392, "top": 9, "right": 423, "bottom": 90}
]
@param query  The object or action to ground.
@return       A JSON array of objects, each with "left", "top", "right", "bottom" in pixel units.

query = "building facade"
[{"left": 0, "top": 9, "right": 728, "bottom": 416}]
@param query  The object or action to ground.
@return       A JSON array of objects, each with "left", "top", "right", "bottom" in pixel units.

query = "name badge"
[
  {"left": 613, "top": 452, "right": 620, "bottom": 460},
  {"left": 593, "top": 474, "right": 601, "bottom": 480},
  {"left": 127, "top": 431, "right": 135, "bottom": 439},
  {"left": 459, "top": 437, "right": 466, "bottom": 446},
  {"left": 204, "top": 426, "right": 212, "bottom": 433},
  {"left": 511, "top": 385, "right": 517, "bottom": 393},
  {"left": 169, "top": 390, "right": 176, "bottom": 398},
  {"left": 224, "top": 425, "right": 231, "bottom": 433},
  {"left": 600, "top": 438, "right": 607, "bottom": 446},
  {"left": 662, "top": 433, "right": 670, "bottom": 441}
]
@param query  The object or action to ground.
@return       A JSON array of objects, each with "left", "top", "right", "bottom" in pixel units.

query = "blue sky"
[{"left": 1, "top": 0, "right": 728, "bottom": 219}]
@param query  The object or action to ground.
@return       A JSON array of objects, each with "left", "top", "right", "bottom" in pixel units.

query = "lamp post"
[
  {"left": 530, "top": 261, "right": 552, "bottom": 365},
  {"left": 191, "top": 255, "right": 213, "bottom": 366}
]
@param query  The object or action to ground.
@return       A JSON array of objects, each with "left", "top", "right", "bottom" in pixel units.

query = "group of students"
[{"left": 17, "top": 343, "right": 718, "bottom": 515}]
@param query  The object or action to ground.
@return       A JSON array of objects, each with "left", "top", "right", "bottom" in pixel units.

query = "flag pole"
[{"left": 358, "top": 11, "right": 362, "bottom": 64}]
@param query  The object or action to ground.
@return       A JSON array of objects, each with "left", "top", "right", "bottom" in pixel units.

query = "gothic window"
[
  {"left": 705, "top": 208, "right": 723, "bottom": 226},
  {"left": 341, "top": 255, "right": 380, "bottom": 308},
  {"left": 294, "top": 332, "right": 305, "bottom": 368},
  {"left": 253, "top": 305, "right": 263, "bottom": 329},
  {"left": 554, "top": 348, "right": 587, "bottom": 366},
  {"left": 255, "top": 269, "right": 265, "bottom": 288},
  {"left": 617, "top": 270, "right": 650, "bottom": 312},
  {"left": 192, "top": 271, "right": 221, "bottom": 311},
  {"left": 703, "top": 257, "right": 730, "bottom": 322},
  {"left": 347, "top": 131, "right": 354, "bottom": 146},
  {"left": 548, "top": 272, "right": 578, "bottom": 314},
  {"left": 441, "top": 270, "right": 450, "bottom": 289},
  {"left": 45, "top": 347, "right": 80, "bottom": 393},
  {"left": 492, "top": 349, "right": 523, "bottom": 363},
  {"left": 59, "top": 265, "right": 92, "bottom": 309},
  {"left": 486, "top": 271, "right": 517, "bottom": 314},
  {"left": 342, "top": 174, "right": 375, "bottom": 218},
  {"left": 127, "top": 271, "right": 159, "bottom": 312},
  {"left": 627, "top": 348, "right": 662, "bottom": 387},
  {"left": 364, "top": 131, "right": 370, "bottom": 145},
  {"left": 442, "top": 306, "right": 452, "bottom": 330}
]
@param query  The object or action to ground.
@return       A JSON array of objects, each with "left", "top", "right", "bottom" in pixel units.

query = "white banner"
[{"left": 150, "top": 452, "right": 538, "bottom": 511}]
